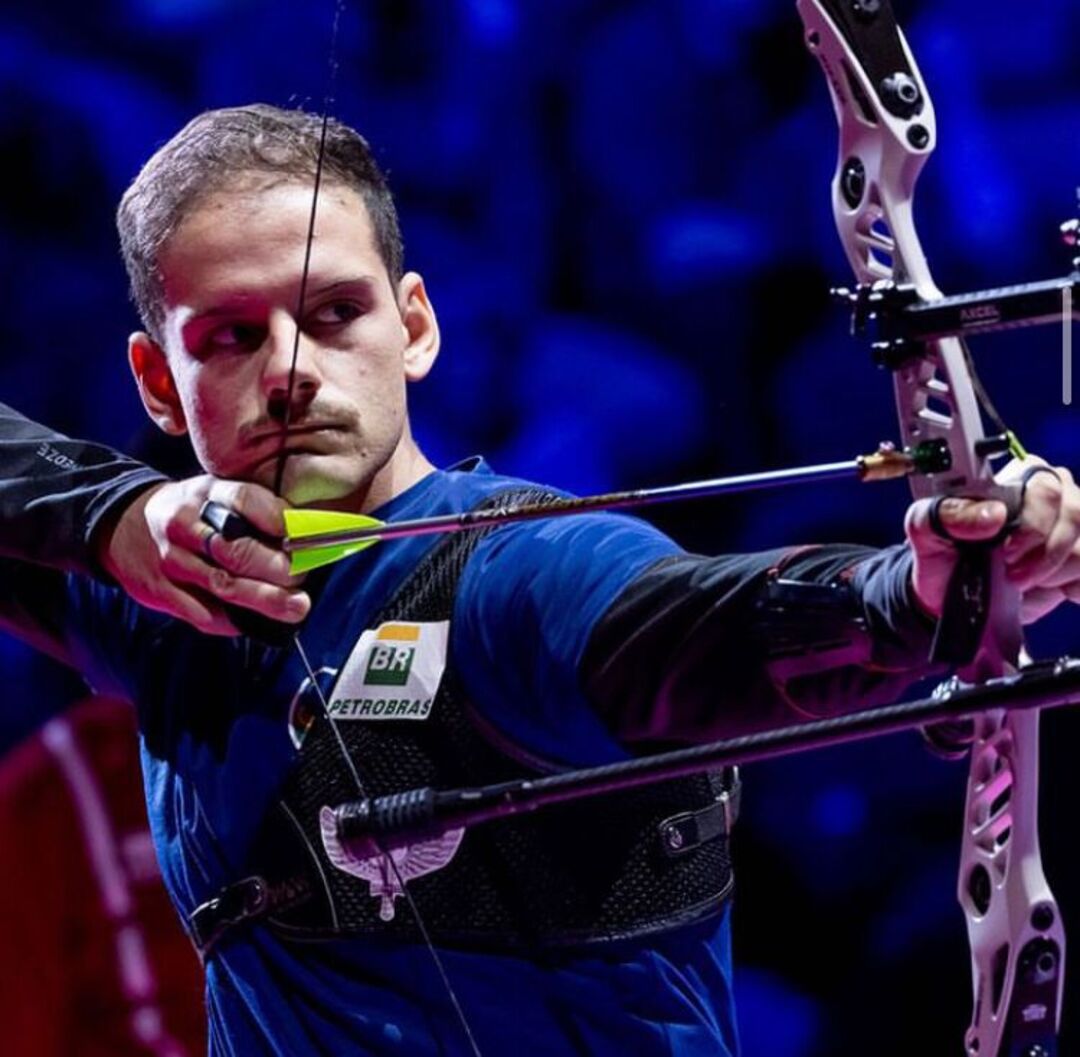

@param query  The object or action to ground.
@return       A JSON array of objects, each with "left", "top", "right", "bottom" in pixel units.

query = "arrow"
[{"left": 282, "top": 441, "right": 950, "bottom": 573}]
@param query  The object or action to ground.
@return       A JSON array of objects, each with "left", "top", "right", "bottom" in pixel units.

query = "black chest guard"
[{"left": 190, "top": 489, "right": 738, "bottom": 958}]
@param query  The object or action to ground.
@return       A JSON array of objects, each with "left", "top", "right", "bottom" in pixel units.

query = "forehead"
[{"left": 158, "top": 179, "right": 383, "bottom": 308}]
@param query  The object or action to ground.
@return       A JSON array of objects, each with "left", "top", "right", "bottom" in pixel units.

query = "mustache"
[{"left": 239, "top": 405, "right": 357, "bottom": 448}]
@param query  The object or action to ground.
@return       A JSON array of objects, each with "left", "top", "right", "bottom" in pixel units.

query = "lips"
[
  {"left": 247, "top": 425, "right": 344, "bottom": 468},
  {"left": 247, "top": 423, "right": 342, "bottom": 447}
]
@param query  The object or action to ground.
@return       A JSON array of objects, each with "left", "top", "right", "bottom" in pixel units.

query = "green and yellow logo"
[{"left": 363, "top": 624, "right": 419, "bottom": 687}]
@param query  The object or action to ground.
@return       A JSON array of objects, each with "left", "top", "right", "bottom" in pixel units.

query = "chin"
[{"left": 281, "top": 462, "right": 370, "bottom": 508}]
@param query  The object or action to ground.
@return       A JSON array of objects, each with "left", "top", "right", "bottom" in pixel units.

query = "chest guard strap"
[{"left": 190, "top": 488, "right": 739, "bottom": 958}]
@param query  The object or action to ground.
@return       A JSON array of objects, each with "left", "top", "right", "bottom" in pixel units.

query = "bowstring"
[
  {"left": 272, "top": 4, "right": 483, "bottom": 1053},
  {"left": 291, "top": 639, "right": 483, "bottom": 1056}
]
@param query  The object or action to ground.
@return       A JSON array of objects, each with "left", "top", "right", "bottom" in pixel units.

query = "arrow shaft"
[{"left": 285, "top": 457, "right": 877, "bottom": 552}]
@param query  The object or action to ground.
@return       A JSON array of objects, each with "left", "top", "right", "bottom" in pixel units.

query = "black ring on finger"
[
  {"left": 928, "top": 496, "right": 954, "bottom": 543},
  {"left": 925, "top": 465, "right": 1062, "bottom": 553},
  {"left": 201, "top": 526, "right": 220, "bottom": 563}
]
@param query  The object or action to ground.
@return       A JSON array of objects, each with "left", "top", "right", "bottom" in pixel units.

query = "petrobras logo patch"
[
  {"left": 364, "top": 623, "right": 419, "bottom": 686},
  {"left": 328, "top": 696, "right": 433, "bottom": 720},
  {"left": 328, "top": 621, "right": 450, "bottom": 721}
]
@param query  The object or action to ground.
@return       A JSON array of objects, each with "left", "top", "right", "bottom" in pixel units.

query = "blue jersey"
[
  {"left": 62, "top": 459, "right": 741, "bottom": 1057},
  {"left": 0, "top": 401, "right": 932, "bottom": 1057}
]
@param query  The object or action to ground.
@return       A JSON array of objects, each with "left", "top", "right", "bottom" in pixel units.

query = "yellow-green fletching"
[{"left": 283, "top": 509, "right": 386, "bottom": 574}]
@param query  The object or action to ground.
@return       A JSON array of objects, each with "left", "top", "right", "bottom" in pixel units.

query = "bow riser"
[
  {"left": 961, "top": 710, "right": 1064, "bottom": 1056},
  {"left": 797, "top": 2, "right": 1065, "bottom": 1053},
  {"left": 800, "top": 0, "right": 993, "bottom": 497},
  {"left": 801, "top": 1, "right": 1015, "bottom": 667}
]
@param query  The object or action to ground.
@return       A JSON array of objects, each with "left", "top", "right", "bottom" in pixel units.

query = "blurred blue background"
[{"left": 1, "top": 0, "right": 1079, "bottom": 1053}]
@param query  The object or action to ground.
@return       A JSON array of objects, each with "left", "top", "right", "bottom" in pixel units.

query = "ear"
[
  {"left": 396, "top": 272, "right": 440, "bottom": 382},
  {"left": 128, "top": 332, "right": 188, "bottom": 436}
]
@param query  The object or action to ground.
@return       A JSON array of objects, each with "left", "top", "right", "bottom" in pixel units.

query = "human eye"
[
  {"left": 202, "top": 322, "right": 265, "bottom": 353},
  {"left": 307, "top": 300, "right": 364, "bottom": 328}
]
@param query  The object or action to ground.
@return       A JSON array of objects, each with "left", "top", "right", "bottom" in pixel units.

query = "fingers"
[
  {"left": 161, "top": 539, "right": 311, "bottom": 624},
  {"left": 904, "top": 459, "right": 1080, "bottom": 625},
  {"left": 188, "top": 518, "right": 302, "bottom": 589},
  {"left": 1003, "top": 465, "right": 1080, "bottom": 585},
  {"left": 152, "top": 477, "right": 303, "bottom": 589},
  {"left": 904, "top": 498, "right": 1009, "bottom": 618},
  {"left": 134, "top": 475, "right": 310, "bottom": 633},
  {"left": 206, "top": 478, "right": 290, "bottom": 539},
  {"left": 909, "top": 462, "right": 1080, "bottom": 580},
  {"left": 1019, "top": 585, "right": 1065, "bottom": 625},
  {"left": 144, "top": 584, "right": 240, "bottom": 638},
  {"left": 200, "top": 480, "right": 305, "bottom": 589},
  {"left": 992, "top": 458, "right": 1080, "bottom": 623},
  {"left": 1001, "top": 463, "right": 1065, "bottom": 561},
  {"left": 1020, "top": 550, "right": 1080, "bottom": 590}
]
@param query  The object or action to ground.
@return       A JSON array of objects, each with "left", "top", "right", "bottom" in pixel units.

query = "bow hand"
[{"left": 906, "top": 458, "right": 1080, "bottom": 626}]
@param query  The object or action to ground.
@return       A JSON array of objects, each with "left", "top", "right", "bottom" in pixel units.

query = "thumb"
[{"left": 907, "top": 496, "right": 1010, "bottom": 547}]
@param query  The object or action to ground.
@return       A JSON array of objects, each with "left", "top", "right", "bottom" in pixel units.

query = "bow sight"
[{"left": 831, "top": 220, "right": 1080, "bottom": 373}]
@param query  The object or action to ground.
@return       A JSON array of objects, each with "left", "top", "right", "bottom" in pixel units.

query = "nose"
[{"left": 261, "top": 309, "right": 320, "bottom": 423}]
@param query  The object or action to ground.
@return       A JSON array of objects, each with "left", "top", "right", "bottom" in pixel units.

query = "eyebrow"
[
  {"left": 187, "top": 275, "right": 380, "bottom": 324},
  {"left": 308, "top": 275, "right": 380, "bottom": 298}
]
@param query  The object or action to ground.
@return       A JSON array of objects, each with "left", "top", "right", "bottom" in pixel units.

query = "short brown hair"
[{"left": 117, "top": 103, "right": 404, "bottom": 339}]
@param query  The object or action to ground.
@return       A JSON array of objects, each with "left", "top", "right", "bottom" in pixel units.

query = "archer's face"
[{"left": 131, "top": 179, "right": 438, "bottom": 510}]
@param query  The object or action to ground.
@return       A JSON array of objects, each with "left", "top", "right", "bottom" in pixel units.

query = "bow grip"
[{"left": 928, "top": 481, "right": 1023, "bottom": 669}]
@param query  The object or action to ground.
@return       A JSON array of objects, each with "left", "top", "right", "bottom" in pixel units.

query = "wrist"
[
  {"left": 92, "top": 481, "right": 163, "bottom": 582},
  {"left": 907, "top": 566, "right": 941, "bottom": 626}
]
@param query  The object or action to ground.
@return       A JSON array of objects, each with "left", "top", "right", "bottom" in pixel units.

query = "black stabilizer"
[{"left": 335, "top": 788, "right": 439, "bottom": 839}]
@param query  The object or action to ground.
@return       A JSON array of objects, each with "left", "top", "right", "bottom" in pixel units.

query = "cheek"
[
  {"left": 330, "top": 345, "right": 406, "bottom": 404},
  {"left": 190, "top": 382, "right": 233, "bottom": 435},
  {"left": 179, "top": 372, "right": 252, "bottom": 469},
  {"left": 180, "top": 355, "right": 252, "bottom": 415},
  {"left": 359, "top": 370, "right": 408, "bottom": 427}
]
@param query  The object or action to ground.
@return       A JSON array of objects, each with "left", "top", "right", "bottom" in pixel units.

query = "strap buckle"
[
  {"left": 659, "top": 768, "right": 741, "bottom": 858},
  {"left": 189, "top": 876, "right": 269, "bottom": 956}
]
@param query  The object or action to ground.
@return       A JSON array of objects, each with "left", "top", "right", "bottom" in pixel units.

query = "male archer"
[{"left": 0, "top": 103, "right": 1078, "bottom": 1056}]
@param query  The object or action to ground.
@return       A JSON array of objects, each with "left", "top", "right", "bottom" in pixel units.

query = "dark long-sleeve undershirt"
[
  {"left": 0, "top": 402, "right": 164, "bottom": 576},
  {"left": 0, "top": 403, "right": 163, "bottom": 665},
  {"left": 582, "top": 544, "right": 943, "bottom": 747}
]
